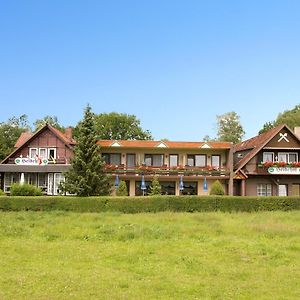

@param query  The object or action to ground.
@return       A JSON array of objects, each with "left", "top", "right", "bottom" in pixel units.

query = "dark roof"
[{"left": 234, "top": 124, "right": 298, "bottom": 171}]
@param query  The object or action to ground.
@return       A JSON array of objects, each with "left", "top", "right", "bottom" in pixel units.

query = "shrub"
[
  {"left": 0, "top": 189, "right": 6, "bottom": 196},
  {"left": 149, "top": 176, "right": 162, "bottom": 196},
  {"left": 209, "top": 180, "right": 225, "bottom": 195},
  {"left": 10, "top": 184, "right": 43, "bottom": 196},
  {"left": 116, "top": 180, "right": 128, "bottom": 196},
  {"left": 1, "top": 195, "right": 300, "bottom": 213}
]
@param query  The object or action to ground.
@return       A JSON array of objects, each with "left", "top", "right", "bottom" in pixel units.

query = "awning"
[{"left": 0, "top": 164, "right": 71, "bottom": 173}]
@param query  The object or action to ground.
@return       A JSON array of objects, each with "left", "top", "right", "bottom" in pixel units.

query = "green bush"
[
  {"left": 10, "top": 184, "right": 43, "bottom": 196},
  {"left": 149, "top": 176, "right": 162, "bottom": 196},
  {"left": 0, "top": 195, "right": 300, "bottom": 213},
  {"left": 209, "top": 180, "right": 225, "bottom": 195},
  {"left": 0, "top": 189, "right": 6, "bottom": 196},
  {"left": 116, "top": 180, "right": 128, "bottom": 196}
]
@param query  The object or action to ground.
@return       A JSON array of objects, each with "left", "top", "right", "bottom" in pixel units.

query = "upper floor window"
[
  {"left": 169, "top": 154, "right": 178, "bottom": 167},
  {"left": 187, "top": 154, "right": 206, "bottom": 167},
  {"left": 211, "top": 155, "right": 221, "bottom": 168},
  {"left": 102, "top": 153, "right": 121, "bottom": 165},
  {"left": 126, "top": 154, "right": 136, "bottom": 168},
  {"left": 278, "top": 152, "right": 298, "bottom": 163},
  {"left": 145, "top": 154, "right": 164, "bottom": 167},
  {"left": 263, "top": 152, "right": 274, "bottom": 163},
  {"left": 29, "top": 148, "right": 57, "bottom": 160}
]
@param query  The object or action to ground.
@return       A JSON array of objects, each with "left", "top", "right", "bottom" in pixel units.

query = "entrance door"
[
  {"left": 48, "top": 173, "right": 65, "bottom": 195},
  {"left": 278, "top": 184, "right": 288, "bottom": 196},
  {"left": 292, "top": 184, "right": 300, "bottom": 196}
]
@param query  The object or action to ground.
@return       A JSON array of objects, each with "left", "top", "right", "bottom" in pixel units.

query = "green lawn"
[{"left": 1, "top": 211, "right": 300, "bottom": 299}]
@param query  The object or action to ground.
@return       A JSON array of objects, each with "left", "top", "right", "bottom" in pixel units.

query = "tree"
[
  {"left": 34, "top": 115, "right": 65, "bottom": 132},
  {"left": 116, "top": 180, "right": 128, "bottom": 196},
  {"left": 63, "top": 105, "right": 111, "bottom": 196},
  {"left": 209, "top": 180, "right": 225, "bottom": 195},
  {"left": 258, "top": 121, "right": 276, "bottom": 134},
  {"left": 216, "top": 111, "right": 245, "bottom": 144},
  {"left": 149, "top": 176, "right": 162, "bottom": 196},
  {"left": 93, "top": 112, "right": 153, "bottom": 140},
  {"left": 0, "top": 115, "right": 30, "bottom": 161},
  {"left": 258, "top": 104, "right": 300, "bottom": 134}
]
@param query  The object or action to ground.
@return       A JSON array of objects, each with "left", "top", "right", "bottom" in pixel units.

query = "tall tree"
[
  {"left": 258, "top": 104, "right": 300, "bottom": 134},
  {"left": 34, "top": 115, "right": 65, "bottom": 132},
  {"left": 63, "top": 105, "right": 111, "bottom": 196},
  {"left": 93, "top": 112, "right": 153, "bottom": 140},
  {"left": 0, "top": 115, "right": 30, "bottom": 161},
  {"left": 216, "top": 111, "right": 245, "bottom": 144}
]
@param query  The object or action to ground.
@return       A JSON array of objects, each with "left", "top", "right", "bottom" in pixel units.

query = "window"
[
  {"left": 144, "top": 154, "right": 164, "bottom": 166},
  {"left": 48, "top": 148, "right": 56, "bottom": 160},
  {"left": 102, "top": 153, "right": 121, "bottom": 165},
  {"left": 278, "top": 152, "right": 298, "bottom": 163},
  {"left": 187, "top": 155, "right": 206, "bottom": 167},
  {"left": 39, "top": 148, "right": 47, "bottom": 159},
  {"left": 126, "top": 154, "right": 136, "bottom": 168},
  {"left": 181, "top": 182, "right": 198, "bottom": 195},
  {"left": 257, "top": 184, "right": 272, "bottom": 196},
  {"left": 263, "top": 152, "right": 274, "bottom": 163},
  {"left": 29, "top": 148, "right": 38, "bottom": 158},
  {"left": 278, "top": 184, "right": 288, "bottom": 196},
  {"left": 169, "top": 155, "right": 178, "bottom": 167},
  {"left": 211, "top": 155, "right": 221, "bottom": 168},
  {"left": 160, "top": 181, "right": 176, "bottom": 195}
]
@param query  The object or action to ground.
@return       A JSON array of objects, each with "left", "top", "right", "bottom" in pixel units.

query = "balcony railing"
[
  {"left": 104, "top": 164, "right": 230, "bottom": 176},
  {"left": 7, "top": 158, "right": 68, "bottom": 164}
]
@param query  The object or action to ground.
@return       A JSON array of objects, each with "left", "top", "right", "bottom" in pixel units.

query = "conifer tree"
[
  {"left": 149, "top": 176, "right": 162, "bottom": 196},
  {"left": 63, "top": 105, "right": 111, "bottom": 196},
  {"left": 116, "top": 180, "right": 128, "bottom": 196}
]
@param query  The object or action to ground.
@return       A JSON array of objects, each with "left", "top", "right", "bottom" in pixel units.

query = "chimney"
[
  {"left": 294, "top": 127, "right": 300, "bottom": 140},
  {"left": 65, "top": 127, "right": 73, "bottom": 140}
]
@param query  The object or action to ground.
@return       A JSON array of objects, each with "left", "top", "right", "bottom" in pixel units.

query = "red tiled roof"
[
  {"left": 14, "top": 132, "right": 33, "bottom": 148},
  {"left": 49, "top": 125, "right": 76, "bottom": 145},
  {"left": 97, "top": 140, "right": 232, "bottom": 149}
]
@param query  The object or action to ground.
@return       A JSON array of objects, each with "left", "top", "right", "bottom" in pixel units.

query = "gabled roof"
[
  {"left": 14, "top": 132, "right": 33, "bottom": 148},
  {"left": 97, "top": 140, "right": 232, "bottom": 149},
  {"left": 2, "top": 124, "right": 76, "bottom": 164},
  {"left": 234, "top": 124, "right": 299, "bottom": 171}
]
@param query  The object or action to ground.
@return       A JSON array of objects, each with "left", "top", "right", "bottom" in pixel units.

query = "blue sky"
[{"left": 1, "top": 0, "right": 300, "bottom": 141}]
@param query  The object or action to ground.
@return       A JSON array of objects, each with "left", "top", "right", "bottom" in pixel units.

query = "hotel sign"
[
  {"left": 15, "top": 157, "right": 48, "bottom": 166},
  {"left": 268, "top": 167, "right": 300, "bottom": 175}
]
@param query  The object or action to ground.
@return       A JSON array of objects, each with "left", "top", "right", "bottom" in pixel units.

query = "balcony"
[
  {"left": 7, "top": 158, "right": 68, "bottom": 164},
  {"left": 104, "top": 164, "right": 230, "bottom": 177}
]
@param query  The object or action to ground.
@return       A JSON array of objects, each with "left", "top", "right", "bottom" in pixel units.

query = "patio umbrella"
[
  {"left": 115, "top": 175, "right": 120, "bottom": 188},
  {"left": 179, "top": 175, "right": 184, "bottom": 194},
  {"left": 141, "top": 175, "right": 146, "bottom": 196},
  {"left": 203, "top": 176, "right": 208, "bottom": 192}
]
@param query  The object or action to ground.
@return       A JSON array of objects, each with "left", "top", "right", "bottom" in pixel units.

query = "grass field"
[{"left": 1, "top": 211, "right": 300, "bottom": 299}]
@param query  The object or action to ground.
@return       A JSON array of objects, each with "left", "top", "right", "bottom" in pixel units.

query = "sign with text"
[
  {"left": 268, "top": 167, "right": 300, "bottom": 175},
  {"left": 15, "top": 157, "right": 48, "bottom": 166}
]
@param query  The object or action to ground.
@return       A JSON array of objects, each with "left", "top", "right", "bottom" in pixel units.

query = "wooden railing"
[{"left": 104, "top": 164, "right": 230, "bottom": 176}]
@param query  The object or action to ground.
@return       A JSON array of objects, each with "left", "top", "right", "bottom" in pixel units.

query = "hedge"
[{"left": 0, "top": 195, "right": 300, "bottom": 213}]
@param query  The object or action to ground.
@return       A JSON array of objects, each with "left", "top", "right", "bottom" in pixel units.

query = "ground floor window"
[
  {"left": 181, "top": 182, "right": 198, "bottom": 195},
  {"left": 48, "top": 173, "right": 65, "bottom": 195},
  {"left": 4, "top": 173, "right": 20, "bottom": 192},
  {"left": 278, "top": 184, "right": 288, "bottom": 197},
  {"left": 135, "top": 181, "right": 151, "bottom": 196},
  {"left": 257, "top": 184, "right": 272, "bottom": 196},
  {"left": 160, "top": 181, "right": 176, "bottom": 195},
  {"left": 292, "top": 184, "right": 300, "bottom": 196}
]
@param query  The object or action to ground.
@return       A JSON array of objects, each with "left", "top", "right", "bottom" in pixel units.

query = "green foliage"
[
  {"left": 10, "top": 184, "right": 42, "bottom": 196},
  {"left": 149, "top": 176, "right": 162, "bottom": 196},
  {"left": 116, "top": 180, "right": 128, "bottom": 196},
  {"left": 92, "top": 112, "right": 153, "bottom": 140},
  {"left": 209, "top": 180, "right": 225, "bottom": 195},
  {"left": 63, "top": 105, "right": 111, "bottom": 196},
  {"left": 259, "top": 104, "right": 300, "bottom": 134},
  {"left": 0, "top": 115, "right": 30, "bottom": 160},
  {"left": 0, "top": 189, "right": 6, "bottom": 196},
  {"left": 34, "top": 115, "right": 65, "bottom": 132},
  {"left": 1, "top": 195, "right": 300, "bottom": 213},
  {"left": 216, "top": 111, "right": 245, "bottom": 144}
]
